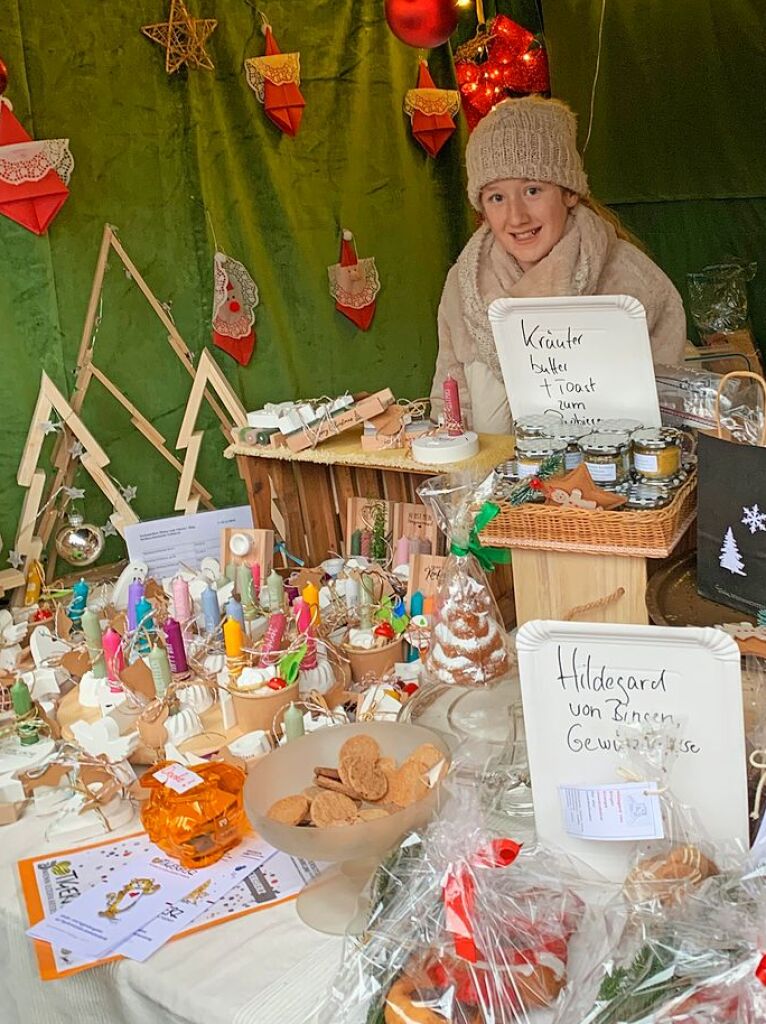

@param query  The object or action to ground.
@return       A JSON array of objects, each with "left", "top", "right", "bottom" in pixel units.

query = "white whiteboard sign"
[
  {"left": 488, "top": 294, "right": 661, "bottom": 427},
  {"left": 517, "top": 620, "right": 748, "bottom": 881}
]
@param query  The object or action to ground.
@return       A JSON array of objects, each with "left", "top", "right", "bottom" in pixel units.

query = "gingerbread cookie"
[
  {"left": 359, "top": 807, "right": 391, "bottom": 821},
  {"left": 405, "top": 743, "right": 445, "bottom": 774},
  {"left": 314, "top": 773, "right": 361, "bottom": 799},
  {"left": 310, "top": 791, "right": 359, "bottom": 828},
  {"left": 339, "top": 734, "right": 380, "bottom": 765},
  {"left": 267, "top": 794, "right": 309, "bottom": 825},
  {"left": 387, "top": 761, "right": 428, "bottom": 807},
  {"left": 340, "top": 754, "right": 388, "bottom": 802}
]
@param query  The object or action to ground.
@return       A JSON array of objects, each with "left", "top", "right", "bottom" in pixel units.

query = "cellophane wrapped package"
[
  {"left": 417, "top": 472, "right": 511, "bottom": 689},
  {"left": 558, "top": 867, "right": 766, "bottom": 1023},
  {"left": 316, "top": 783, "right": 612, "bottom": 1024}
]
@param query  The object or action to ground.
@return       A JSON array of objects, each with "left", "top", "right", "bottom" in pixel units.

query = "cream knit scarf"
[{"left": 457, "top": 203, "right": 614, "bottom": 381}]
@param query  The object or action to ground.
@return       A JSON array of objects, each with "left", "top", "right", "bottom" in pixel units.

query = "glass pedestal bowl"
[{"left": 244, "top": 721, "right": 450, "bottom": 936}]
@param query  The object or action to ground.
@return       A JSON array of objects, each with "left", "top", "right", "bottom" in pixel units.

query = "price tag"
[
  {"left": 153, "top": 763, "right": 204, "bottom": 794},
  {"left": 559, "top": 782, "right": 664, "bottom": 841}
]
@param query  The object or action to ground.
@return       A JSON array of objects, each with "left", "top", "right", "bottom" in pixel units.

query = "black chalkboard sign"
[{"left": 697, "top": 431, "right": 766, "bottom": 615}]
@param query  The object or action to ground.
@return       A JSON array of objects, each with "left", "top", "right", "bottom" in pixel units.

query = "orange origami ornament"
[
  {"left": 328, "top": 230, "right": 380, "bottom": 332},
  {"left": 244, "top": 24, "right": 305, "bottom": 137},
  {"left": 404, "top": 60, "right": 459, "bottom": 158}
]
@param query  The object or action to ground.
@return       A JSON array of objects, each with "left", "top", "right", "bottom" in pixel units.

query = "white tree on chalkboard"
[{"left": 720, "top": 527, "right": 747, "bottom": 576}]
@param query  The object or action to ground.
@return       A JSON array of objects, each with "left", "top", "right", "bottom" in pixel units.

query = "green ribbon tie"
[{"left": 450, "top": 501, "right": 511, "bottom": 572}]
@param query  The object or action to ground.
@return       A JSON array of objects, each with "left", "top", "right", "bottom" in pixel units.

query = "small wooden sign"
[
  {"left": 220, "top": 527, "right": 274, "bottom": 577},
  {"left": 406, "top": 554, "right": 447, "bottom": 604},
  {"left": 345, "top": 497, "right": 395, "bottom": 559},
  {"left": 392, "top": 502, "right": 440, "bottom": 556},
  {"left": 120, "top": 658, "right": 157, "bottom": 701}
]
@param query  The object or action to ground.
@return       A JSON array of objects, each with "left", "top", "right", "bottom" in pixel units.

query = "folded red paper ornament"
[
  {"left": 244, "top": 25, "right": 305, "bottom": 137},
  {"left": 454, "top": 15, "right": 550, "bottom": 131},
  {"left": 0, "top": 98, "right": 72, "bottom": 234},
  {"left": 328, "top": 230, "right": 380, "bottom": 332},
  {"left": 404, "top": 60, "right": 459, "bottom": 158},
  {"left": 211, "top": 251, "right": 259, "bottom": 366}
]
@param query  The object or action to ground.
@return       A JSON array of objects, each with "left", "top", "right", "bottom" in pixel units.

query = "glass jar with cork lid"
[{"left": 581, "top": 433, "right": 630, "bottom": 487}]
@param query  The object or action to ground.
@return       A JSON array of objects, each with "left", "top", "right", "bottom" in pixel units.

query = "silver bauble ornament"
[{"left": 54, "top": 512, "right": 105, "bottom": 567}]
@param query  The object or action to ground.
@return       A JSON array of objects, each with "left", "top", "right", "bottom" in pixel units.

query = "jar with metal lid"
[
  {"left": 581, "top": 433, "right": 630, "bottom": 487},
  {"left": 515, "top": 438, "right": 566, "bottom": 479},
  {"left": 514, "top": 414, "right": 565, "bottom": 441},
  {"left": 624, "top": 482, "right": 673, "bottom": 510},
  {"left": 597, "top": 418, "right": 644, "bottom": 434},
  {"left": 631, "top": 427, "right": 683, "bottom": 481},
  {"left": 550, "top": 424, "right": 593, "bottom": 470}
]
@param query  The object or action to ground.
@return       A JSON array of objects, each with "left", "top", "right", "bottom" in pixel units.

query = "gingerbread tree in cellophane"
[{"left": 418, "top": 472, "right": 511, "bottom": 688}]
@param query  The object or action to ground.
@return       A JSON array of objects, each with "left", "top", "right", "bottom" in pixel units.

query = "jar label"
[
  {"left": 517, "top": 461, "right": 541, "bottom": 478},
  {"left": 634, "top": 452, "right": 659, "bottom": 473},
  {"left": 565, "top": 451, "right": 583, "bottom": 470},
  {"left": 586, "top": 460, "right": 617, "bottom": 482}
]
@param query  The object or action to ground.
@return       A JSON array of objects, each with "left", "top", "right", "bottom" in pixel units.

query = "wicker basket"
[{"left": 481, "top": 471, "right": 697, "bottom": 558}]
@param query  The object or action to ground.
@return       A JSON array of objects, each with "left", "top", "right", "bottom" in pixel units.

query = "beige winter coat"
[{"left": 430, "top": 204, "right": 687, "bottom": 434}]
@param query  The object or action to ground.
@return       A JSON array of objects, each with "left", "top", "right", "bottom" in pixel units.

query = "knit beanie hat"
[{"left": 465, "top": 96, "right": 589, "bottom": 210}]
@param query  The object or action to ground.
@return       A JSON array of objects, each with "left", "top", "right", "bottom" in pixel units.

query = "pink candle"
[
  {"left": 259, "top": 611, "right": 286, "bottom": 667},
  {"left": 360, "top": 530, "right": 372, "bottom": 557},
  {"left": 394, "top": 535, "right": 410, "bottom": 568},
  {"left": 250, "top": 562, "right": 261, "bottom": 595},
  {"left": 172, "top": 577, "right": 192, "bottom": 623},
  {"left": 294, "top": 598, "right": 317, "bottom": 670},
  {"left": 102, "top": 627, "right": 125, "bottom": 686},
  {"left": 443, "top": 374, "right": 463, "bottom": 436}
]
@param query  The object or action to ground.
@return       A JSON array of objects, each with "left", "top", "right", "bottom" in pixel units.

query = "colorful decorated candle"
[
  {"left": 201, "top": 584, "right": 220, "bottom": 633},
  {"left": 443, "top": 374, "right": 463, "bottom": 436},
  {"left": 350, "top": 530, "right": 362, "bottom": 557},
  {"left": 301, "top": 582, "right": 320, "bottom": 624},
  {"left": 134, "top": 596, "right": 155, "bottom": 654},
  {"left": 172, "top": 577, "right": 192, "bottom": 623},
  {"left": 284, "top": 702, "right": 305, "bottom": 742},
  {"left": 68, "top": 578, "right": 89, "bottom": 628},
  {"left": 237, "top": 564, "right": 254, "bottom": 607},
  {"left": 81, "top": 607, "right": 106, "bottom": 678},
  {"left": 127, "top": 579, "right": 144, "bottom": 632},
  {"left": 227, "top": 594, "right": 245, "bottom": 629},
  {"left": 294, "top": 598, "right": 317, "bottom": 669},
  {"left": 11, "top": 679, "right": 38, "bottom": 746},
  {"left": 267, "top": 569, "right": 284, "bottom": 612},
  {"left": 250, "top": 562, "right": 261, "bottom": 595},
  {"left": 259, "top": 611, "right": 286, "bottom": 667},
  {"left": 360, "top": 530, "right": 372, "bottom": 558},
  {"left": 163, "top": 617, "right": 188, "bottom": 674},
  {"left": 148, "top": 644, "right": 172, "bottom": 697},
  {"left": 410, "top": 590, "right": 424, "bottom": 617},
  {"left": 224, "top": 617, "right": 244, "bottom": 658},
  {"left": 102, "top": 627, "right": 125, "bottom": 684}
]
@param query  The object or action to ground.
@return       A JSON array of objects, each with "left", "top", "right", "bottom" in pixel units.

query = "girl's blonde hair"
[{"left": 579, "top": 195, "right": 647, "bottom": 253}]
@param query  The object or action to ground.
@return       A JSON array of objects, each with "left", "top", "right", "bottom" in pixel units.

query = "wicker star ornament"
[{"left": 142, "top": 0, "right": 217, "bottom": 73}]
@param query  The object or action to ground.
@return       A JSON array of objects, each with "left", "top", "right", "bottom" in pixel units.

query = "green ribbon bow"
[{"left": 450, "top": 501, "right": 511, "bottom": 573}]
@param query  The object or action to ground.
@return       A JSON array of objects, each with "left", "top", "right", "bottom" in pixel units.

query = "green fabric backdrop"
[{"left": 0, "top": 0, "right": 763, "bottom": 571}]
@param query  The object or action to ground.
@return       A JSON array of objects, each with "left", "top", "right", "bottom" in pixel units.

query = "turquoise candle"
[
  {"left": 135, "top": 596, "right": 154, "bottom": 654},
  {"left": 68, "top": 578, "right": 89, "bottom": 628},
  {"left": 410, "top": 590, "right": 424, "bottom": 617}
]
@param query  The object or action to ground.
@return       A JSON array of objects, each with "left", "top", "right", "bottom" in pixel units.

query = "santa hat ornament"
[
  {"left": 0, "top": 79, "right": 73, "bottom": 234},
  {"left": 328, "top": 230, "right": 380, "bottom": 332},
  {"left": 404, "top": 60, "right": 459, "bottom": 158},
  {"left": 211, "top": 251, "right": 259, "bottom": 366},
  {"left": 244, "top": 22, "right": 305, "bottom": 137}
]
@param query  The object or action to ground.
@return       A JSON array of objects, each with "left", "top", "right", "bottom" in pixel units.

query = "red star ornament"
[
  {"left": 404, "top": 60, "right": 460, "bottom": 158},
  {"left": 328, "top": 230, "right": 380, "bottom": 332},
  {"left": 211, "top": 251, "right": 259, "bottom": 366},
  {"left": 244, "top": 25, "right": 305, "bottom": 137},
  {"left": 0, "top": 98, "right": 72, "bottom": 234}
]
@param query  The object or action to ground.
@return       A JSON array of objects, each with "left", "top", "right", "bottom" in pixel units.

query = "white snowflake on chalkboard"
[
  {"left": 720, "top": 527, "right": 747, "bottom": 576},
  {"left": 741, "top": 504, "right": 766, "bottom": 535}
]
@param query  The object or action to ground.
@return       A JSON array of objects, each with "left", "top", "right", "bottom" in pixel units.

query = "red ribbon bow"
[
  {"left": 756, "top": 953, "right": 766, "bottom": 986},
  {"left": 442, "top": 838, "right": 522, "bottom": 963}
]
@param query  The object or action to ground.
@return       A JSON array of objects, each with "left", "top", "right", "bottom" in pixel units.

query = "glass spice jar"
[
  {"left": 514, "top": 414, "right": 565, "bottom": 441},
  {"left": 581, "top": 433, "right": 630, "bottom": 486},
  {"left": 515, "top": 438, "right": 567, "bottom": 479},
  {"left": 631, "top": 428, "right": 683, "bottom": 481},
  {"left": 550, "top": 424, "right": 593, "bottom": 470},
  {"left": 597, "top": 418, "right": 644, "bottom": 434}
]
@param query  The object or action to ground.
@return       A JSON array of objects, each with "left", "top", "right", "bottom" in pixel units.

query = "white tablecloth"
[{"left": 0, "top": 810, "right": 343, "bottom": 1024}]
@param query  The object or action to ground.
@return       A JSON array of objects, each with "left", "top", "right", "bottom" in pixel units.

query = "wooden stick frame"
[
  {"left": 26, "top": 223, "right": 235, "bottom": 582},
  {"left": 174, "top": 350, "right": 248, "bottom": 513}
]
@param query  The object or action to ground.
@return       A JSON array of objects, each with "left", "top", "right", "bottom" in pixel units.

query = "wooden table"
[{"left": 225, "top": 429, "right": 516, "bottom": 624}]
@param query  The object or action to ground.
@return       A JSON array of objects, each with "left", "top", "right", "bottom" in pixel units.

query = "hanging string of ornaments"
[{"left": 385, "top": 0, "right": 550, "bottom": 132}]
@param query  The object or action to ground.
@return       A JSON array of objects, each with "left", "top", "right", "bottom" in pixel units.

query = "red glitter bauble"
[{"left": 384, "top": 0, "right": 458, "bottom": 49}]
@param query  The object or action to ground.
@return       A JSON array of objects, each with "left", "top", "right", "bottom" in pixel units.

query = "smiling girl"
[{"left": 430, "top": 96, "right": 687, "bottom": 434}]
